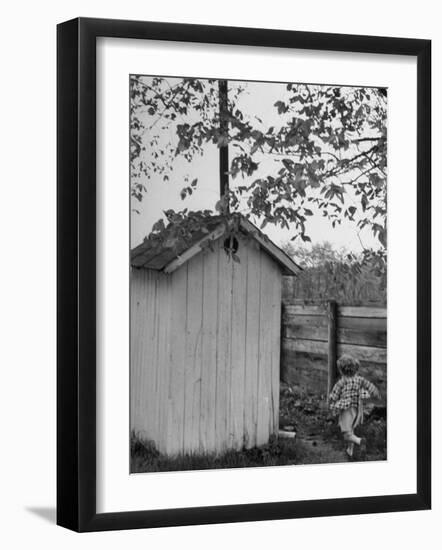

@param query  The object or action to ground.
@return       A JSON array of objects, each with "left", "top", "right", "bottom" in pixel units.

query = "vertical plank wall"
[
  {"left": 130, "top": 269, "right": 172, "bottom": 452},
  {"left": 130, "top": 236, "right": 282, "bottom": 456}
]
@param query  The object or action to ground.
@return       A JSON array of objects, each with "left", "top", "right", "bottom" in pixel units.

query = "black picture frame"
[{"left": 57, "top": 17, "right": 431, "bottom": 532}]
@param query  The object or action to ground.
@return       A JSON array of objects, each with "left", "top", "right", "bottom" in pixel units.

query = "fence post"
[{"left": 327, "top": 300, "right": 337, "bottom": 401}]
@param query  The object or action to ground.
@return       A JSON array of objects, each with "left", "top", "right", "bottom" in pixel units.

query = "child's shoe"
[{"left": 345, "top": 444, "right": 354, "bottom": 460}]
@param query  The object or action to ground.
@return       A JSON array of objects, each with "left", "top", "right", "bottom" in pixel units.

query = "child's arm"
[
  {"left": 328, "top": 379, "right": 342, "bottom": 403},
  {"left": 361, "top": 377, "right": 381, "bottom": 399}
]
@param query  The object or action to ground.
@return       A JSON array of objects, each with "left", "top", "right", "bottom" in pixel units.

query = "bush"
[{"left": 282, "top": 241, "right": 386, "bottom": 305}]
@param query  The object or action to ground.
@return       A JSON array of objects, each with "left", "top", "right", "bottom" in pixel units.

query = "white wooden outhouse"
[{"left": 130, "top": 216, "right": 300, "bottom": 455}]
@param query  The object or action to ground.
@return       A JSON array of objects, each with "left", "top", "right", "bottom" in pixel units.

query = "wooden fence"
[{"left": 281, "top": 300, "right": 387, "bottom": 396}]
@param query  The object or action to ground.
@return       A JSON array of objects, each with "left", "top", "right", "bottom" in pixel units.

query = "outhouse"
[{"left": 130, "top": 215, "right": 300, "bottom": 455}]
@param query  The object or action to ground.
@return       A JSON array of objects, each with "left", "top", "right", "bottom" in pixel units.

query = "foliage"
[
  {"left": 142, "top": 208, "right": 248, "bottom": 264},
  {"left": 145, "top": 208, "right": 218, "bottom": 250},
  {"left": 130, "top": 76, "right": 387, "bottom": 250},
  {"left": 282, "top": 241, "right": 386, "bottom": 305},
  {"left": 130, "top": 76, "right": 244, "bottom": 201}
]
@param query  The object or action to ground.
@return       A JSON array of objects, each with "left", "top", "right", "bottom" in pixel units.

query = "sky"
[{"left": 131, "top": 78, "right": 383, "bottom": 253}]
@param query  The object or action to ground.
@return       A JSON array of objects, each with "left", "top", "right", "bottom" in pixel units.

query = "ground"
[
  {"left": 131, "top": 383, "right": 386, "bottom": 473},
  {"left": 279, "top": 383, "right": 387, "bottom": 465}
]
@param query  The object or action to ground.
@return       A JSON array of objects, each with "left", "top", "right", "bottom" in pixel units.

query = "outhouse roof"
[{"left": 131, "top": 215, "right": 301, "bottom": 276}]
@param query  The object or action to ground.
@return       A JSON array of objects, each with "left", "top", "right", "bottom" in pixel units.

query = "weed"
[{"left": 130, "top": 432, "right": 299, "bottom": 473}]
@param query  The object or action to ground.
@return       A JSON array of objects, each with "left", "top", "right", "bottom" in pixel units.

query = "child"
[{"left": 329, "top": 354, "right": 381, "bottom": 460}]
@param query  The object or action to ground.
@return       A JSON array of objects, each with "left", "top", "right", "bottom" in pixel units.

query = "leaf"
[
  {"left": 361, "top": 195, "right": 368, "bottom": 212},
  {"left": 215, "top": 197, "right": 227, "bottom": 214},
  {"left": 250, "top": 143, "right": 259, "bottom": 155},
  {"left": 378, "top": 228, "right": 387, "bottom": 248},
  {"left": 217, "top": 135, "right": 228, "bottom": 147},
  {"left": 274, "top": 100, "right": 289, "bottom": 114}
]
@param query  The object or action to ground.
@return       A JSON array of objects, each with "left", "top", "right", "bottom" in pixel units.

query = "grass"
[
  {"left": 131, "top": 385, "right": 387, "bottom": 473},
  {"left": 131, "top": 433, "right": 299, "bottom": 473}
]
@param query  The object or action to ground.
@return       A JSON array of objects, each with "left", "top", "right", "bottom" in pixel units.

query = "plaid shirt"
[{"left": 329, "top": 375, "right": 379, "bottom": 413}]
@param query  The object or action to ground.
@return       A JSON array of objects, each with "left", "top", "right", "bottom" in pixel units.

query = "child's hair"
[{"left": 337, "top": 354, "right": 360, "bottom": 377}]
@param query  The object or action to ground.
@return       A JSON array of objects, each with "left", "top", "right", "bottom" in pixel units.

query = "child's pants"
[{"left": 338, "top": 407, "right": 362, "bottom": 445}]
